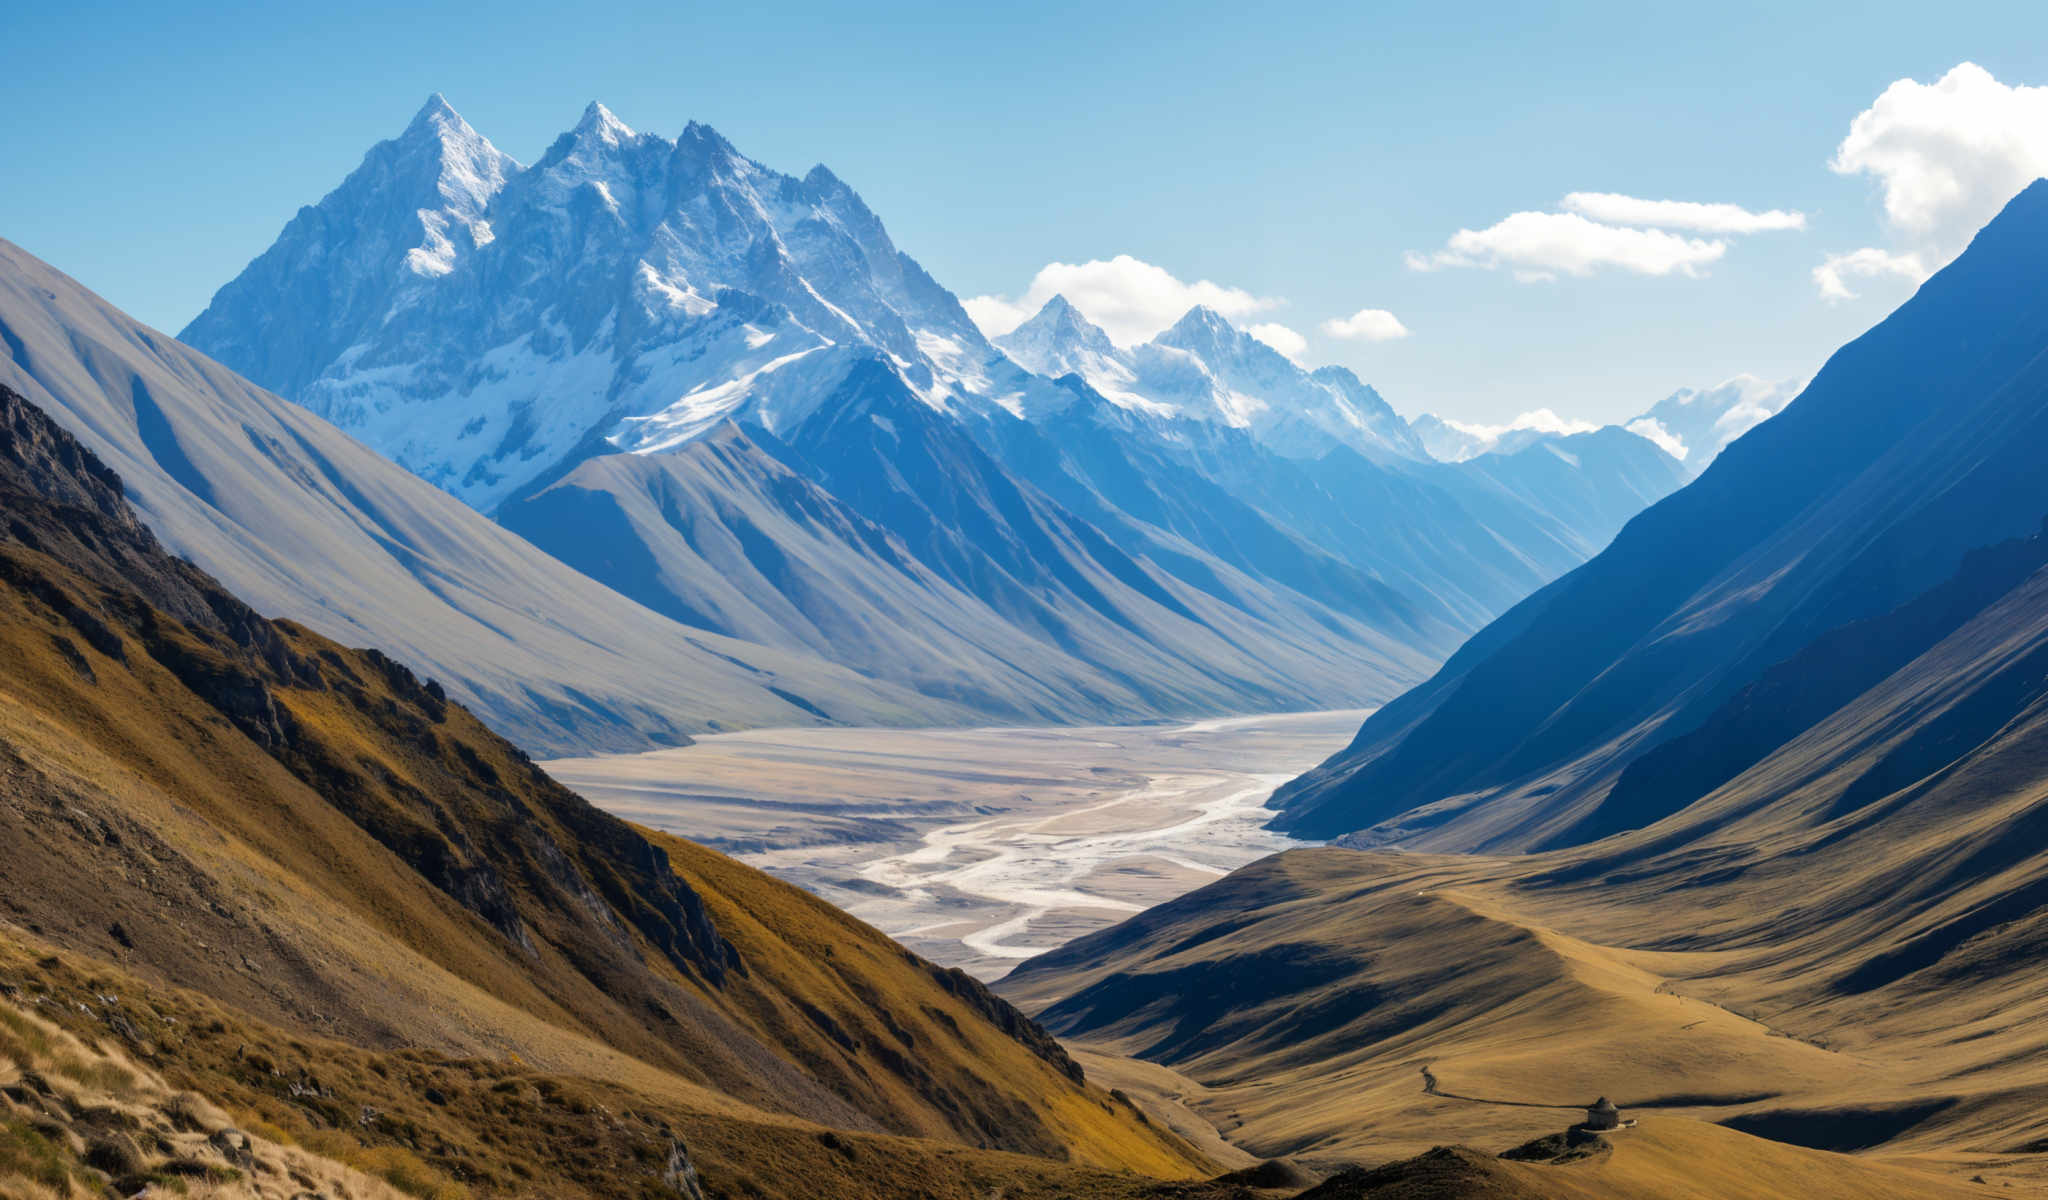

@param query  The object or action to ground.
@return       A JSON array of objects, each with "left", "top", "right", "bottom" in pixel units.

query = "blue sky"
[{"left": 8, "top": 1, "right": 2048, "bottom": 425}]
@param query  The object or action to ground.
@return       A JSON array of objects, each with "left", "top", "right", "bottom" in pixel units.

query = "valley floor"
[{"left": 543, "top": 710, "right": 1365, "bottom": 977}]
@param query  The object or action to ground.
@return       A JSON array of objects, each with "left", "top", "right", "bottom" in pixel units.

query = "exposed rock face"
[
  {"left": 663, "top": 1132, "right": 708, "bottom": 1200},
  {"left": 926, "top": 963, "right": 1084, "bottom": 1085},
  {"left": 0, "top": 379, "right": 739, "bottom": 990}
]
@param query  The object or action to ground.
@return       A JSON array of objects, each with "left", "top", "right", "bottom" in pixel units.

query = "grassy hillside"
[
  {"left": 0, "top": 938, "right": 1263, "bottom": 1200},
  {"left": 0, "top": 985, "right": 409, "bottom": 1199},
  {"left": 1296, "top": 1119, "right": 1983, "bottom": 1199},
  {"left": 1006, "top": 846, "right": 2045, "bottom": 1194},
  {"left": 0, "top": 379, "right": 1208, "bottom": 1195},
  {"left": 1014, "top": 371, "right": 2048, "bottom": 1193}
]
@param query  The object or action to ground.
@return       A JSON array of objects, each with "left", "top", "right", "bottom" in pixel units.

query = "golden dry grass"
[
  {"left": 1009, "top": 846, "right": 2048, "bottom": 1194},
  {"left": 0, "top": 932, "right": 1275, "bottom": 1200},
  {"left": 0, "top": 407, "right": 1211, "bottom": 1197},
  {"left": 0, "top": 992, "right": 416, "bottom": 1199}
]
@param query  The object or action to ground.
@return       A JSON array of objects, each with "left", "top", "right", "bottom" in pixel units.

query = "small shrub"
[
  {"left": 0, "top": 1121, "right": 71, "bottom": 1191},
  {"left": 83, "top": 1132, "right": 142, "bottom": 1176}
]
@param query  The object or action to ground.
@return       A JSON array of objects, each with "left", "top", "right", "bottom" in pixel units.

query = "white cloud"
[
  {"left": 1501, "top": 408, "right": 1599, "bottom": 437},
  {"left": 963, "top": 254, "right": 1281, "bottom": 346},
  {"left": 1445, "top": 408, "right": 1600, "bottom": 443},
  {"left": 1812, "top": 247, "right": 1927, "bottom": 301},
  {"left": 1407, "top": 211, "right": 1728, "bottom": 279},
  {"left": 1833, "top": 62, "right": 2048, "bottom": 247},
  {"left": 1625, "top": 416, "right": 1688, "bottom": 460},
  {"left": 1320, "top": 308, "right": 1411, "bottom": 342},
  {"left": 1415, "top": 407, "right": 1605, "bottom": 461},
  {"left": 1562, "top": 192, "right": 1806, "bottom": 233},
  {"left": 1245, "top": 322, "right": 1308, "bottom": 361},
  {"left": 960, "top": 294, "right": 1035, "bottom": 339},
  {"left": 1819, "top": 62, "right": 2048, "bottom": 299}
]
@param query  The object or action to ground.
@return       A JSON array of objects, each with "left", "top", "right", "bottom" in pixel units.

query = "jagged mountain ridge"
[
  {"left": 183, "top": 95, "right": 1069, "bottom": 512},
  {"left": 1406, "top": 376, "right": 1798, "bottom": 473},
  {"left": 986, "top": 305, "right": 1685, "bottom": 630},
  {"left": 997, "top": 296, "right": 1429, "bottom": 462}
]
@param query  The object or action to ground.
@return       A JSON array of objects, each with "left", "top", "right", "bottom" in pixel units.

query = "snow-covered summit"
[
  {"left": 1626, "top": 374, "right": 1803, "bottom": 472},
  {"left": 994, "top": 295, "right": 1143, "bottom": 397},
  {"left": 997, "top": 297, "right": 1426, "bottom": 460},
  {"left": 180, "top": 95, "right": 519, "bottom": 403},
  {"left": 184, "top": 96, "right": 1062, "bottom": 511},
  {"left": 1408, "top": 374, "right": 1799, "bottom": 470}
]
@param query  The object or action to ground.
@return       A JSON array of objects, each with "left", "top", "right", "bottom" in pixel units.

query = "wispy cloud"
[
  {"left": 1561, "top": 192, "right": 1806, "bottom": 234},
  {"left": 1812, "top": 247, "right": 1927, "bottom": 302},
  {"left": 1406, "top": 211, "right": 1728, "bottom": 279}
]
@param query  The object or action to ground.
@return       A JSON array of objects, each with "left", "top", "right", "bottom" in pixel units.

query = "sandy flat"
[{"left": 544, "top": 710, "right": 1365, "bottom": 977}]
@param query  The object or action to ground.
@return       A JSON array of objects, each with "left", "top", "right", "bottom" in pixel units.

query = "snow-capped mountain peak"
[
  {"left": 1625, "top": 374, "right": 1803, "bottom": 473},
  {"left": 995, "top": 295, "right": 1125, "bottom": 373},
  {"left": 1146, "top": 305, "right": 1425, "bottom": 460},
  {"left": 1154, "top": 304, "right": 1248, "bottom": 357},
  {"left": 398, "top": 93, "right": 517, "bottom": 220},
  {"left": 995, "top": 298, "right": 1426, "bottom": 459},
  {"left": 177, "top": 94, "right": 518, "bottom": 403},
  {"left": 184, "top": 98, "right": 1061, "bottom": 510},
  {"left": 573, "top": 100, "right": 635, "bottom": 143}
]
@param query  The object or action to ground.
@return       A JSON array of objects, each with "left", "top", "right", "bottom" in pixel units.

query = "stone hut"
[{"left": 1584, "top": 1097, "right": 1620, "bottom": 1131}]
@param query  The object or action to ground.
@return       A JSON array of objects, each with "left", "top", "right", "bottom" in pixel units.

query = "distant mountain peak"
[
  {"left": 573, "top": 100, "right": 636, "bottom": 143},
  {"left": 183, "top": 100, "right": 1052, "bottom": 509},
  {"left": 1035, "top": 293, "right": 1078, "bottom": 319},
  {"left": 1162, "top": 304, "right": 1236, "bottom": 343},
  {"left": 404, "top": 92, "right": 463, "bottom": 135},
  {"left": 676, "top": 119, "right": 742, "bottom": 162},
  {"left": 1628, "top": 374, "right": 1802, "bottom": 474},
  {"left": 994, "top": 295, "right": 1128, "bottom": 385},
  {"left": 1023, "top": 295, "right": 1114, "bottom": 346},
  {"left": 802, "top": 162, "right": 849, "bottom": 192}
]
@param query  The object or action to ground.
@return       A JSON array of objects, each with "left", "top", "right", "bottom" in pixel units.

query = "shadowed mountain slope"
[
  {"left": 500, "top": 369, "right": 1446, "bottom": 722},
  {"left": 1274, "top": 180, "right": 2048, "bottom": 848},
  {"left": 0, "top": 236, "right": 955, "bottom": 756}
]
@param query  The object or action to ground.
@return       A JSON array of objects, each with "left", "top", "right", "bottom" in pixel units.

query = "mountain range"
[
  {"left": 1408, "top": 374, "right": 1801, "bottom": 472},
  {"left": 176, "top": 95, "right": 1691, "bottom": 740}
]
